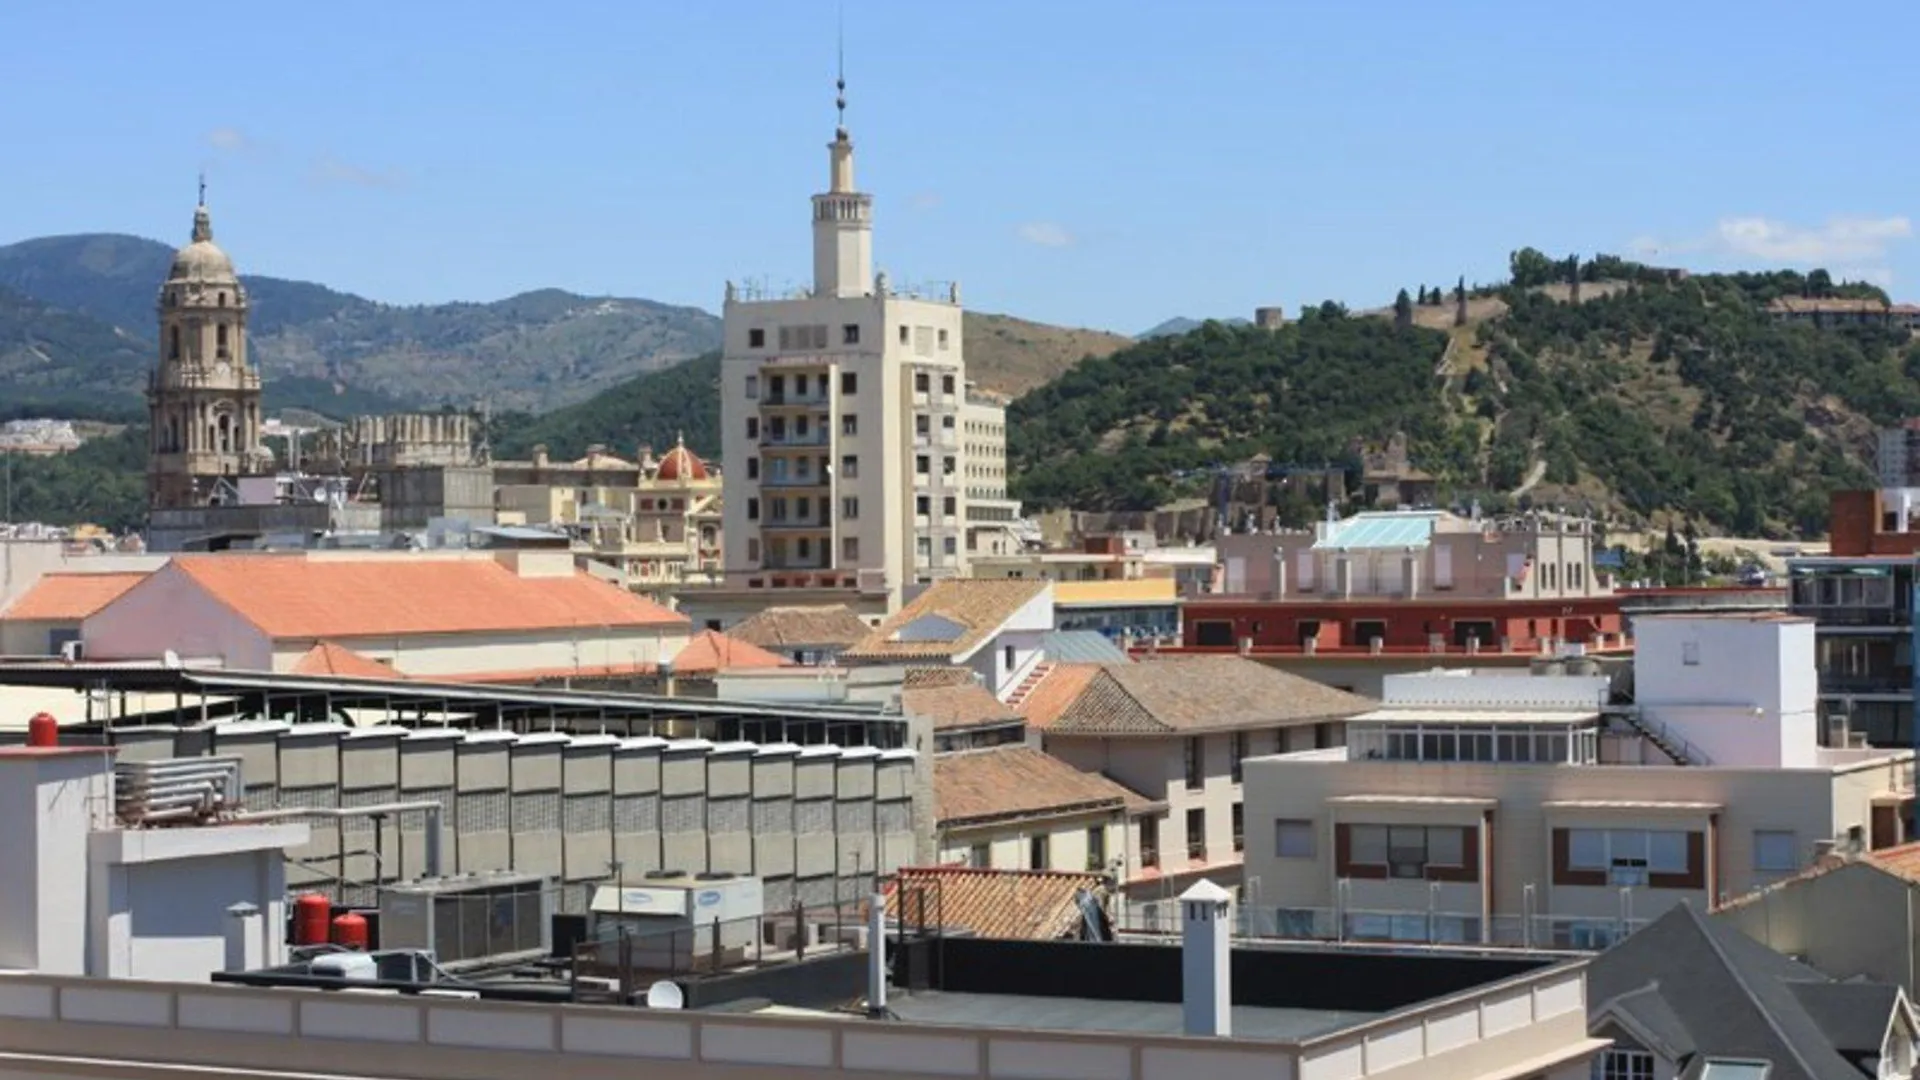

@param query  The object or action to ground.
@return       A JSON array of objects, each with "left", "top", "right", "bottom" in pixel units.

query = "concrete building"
[
  {"left": 718, "top": 78, "right": 1005, "bottom": 607},
  {"left": 147, "top": 190, "right": 271, "bottom": 510},
  {"left": 493, "top": 438, "right": 724, "bottom": 599},
  {"left": 1589, "top": 902, "right": 1919, "bottom": 1080},
  {"left": 0, "top": 570, "right": 148, "bottom": 656},
  {"left": 960, "top": 384, "right": 1022, "bottom": 558},
  {"left": 1241, "top": 613, "right": 1915, "bottom": 950},
  {"left": 1017, "top": 655, "right": 1371, "bottom": 903},
  {"left": 934, "top": 743, "right": 1148, "bottom": 877},
  {"left": 0, "top": 880, "right": 1605, "bottom": 1080},
  {"left": 1717, "top": 842, "right": 1920, "bottom": 996},
  {"left": 1785, "top": 551, "right": 1913, "bottom": 749},
  {"left": 78, "top": 550, "right": 691, "bottom": 683},
  {"left": 0, "top": 741, "right": 303, "bottom": 983},
  {"left": 1768, "top": 295, "right": 1920, "bottom": 329}
]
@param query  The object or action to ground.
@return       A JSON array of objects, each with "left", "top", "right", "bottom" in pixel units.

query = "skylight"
[{"left": 1699, "top": 1058, "right": 1771, "bottom": 1080}]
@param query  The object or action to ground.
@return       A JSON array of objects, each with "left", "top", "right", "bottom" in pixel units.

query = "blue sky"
[{"left": 3, "top": 0, "right": 1916, "bottom": 334}]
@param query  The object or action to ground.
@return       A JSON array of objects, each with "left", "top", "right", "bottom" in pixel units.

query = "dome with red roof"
[{"left": 655, "top": 433, "right": 709, "bottom": 482}]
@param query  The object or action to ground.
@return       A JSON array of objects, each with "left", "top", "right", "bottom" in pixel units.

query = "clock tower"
[{"left": 148, "top": 186, "right": 269, "bottom": 509}]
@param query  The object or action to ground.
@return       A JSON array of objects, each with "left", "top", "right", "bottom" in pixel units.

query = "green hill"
[
  {"left": 0, "top": 234, "right": 722, "bottom": 413},
  {"left": 1010, "top": 255, "right": 1902, "bottom": 538},
  {"left": 492, "top": 352, "right": 720, "bottom": 460}
]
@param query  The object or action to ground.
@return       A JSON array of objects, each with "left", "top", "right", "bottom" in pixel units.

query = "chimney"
[
  {"left": 1180, "top": 879, "right": 1233, "bottom": 1037},
  {"left": 225, "top": 902, "right": 264, "bottom": 972},
  {"left": 867, "top": 890, "right": 889, "bottom": 1018}
]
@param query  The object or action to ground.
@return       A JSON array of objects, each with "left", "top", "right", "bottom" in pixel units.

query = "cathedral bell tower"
[{"left": 147, "top": 183, "right": 269, "bottom": 509}]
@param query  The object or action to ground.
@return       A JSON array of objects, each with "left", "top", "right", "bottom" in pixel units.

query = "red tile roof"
[
  {"left": 669, "top": 629, "right": 791, "bottom": 674},
  {"left": 161, "top": 555, "right": 687, "bottom": 639},
  {"left": 935, "top": 745, "right": 1143, "bottom": 826},
  {"left": 1015, "top": 663, "right": 1102, "bottom": 730},
  {"left": 886, "top": 866, "right": 1105, "bottom": 940},
  {"left": 291, "top": 642, "right": 405, "bottom": 680},
  {"left": 842, "top": 579, "right": 1048, "bottom": 662},
  {"left": 3, "top": 572, "right": 149, "bottom": 621},
  {"left": 1041, "top": 655, "right": 1372, "bottom": 735},
  {"left": 902, "top": 681, "right": 1020, "bottom": 731}
]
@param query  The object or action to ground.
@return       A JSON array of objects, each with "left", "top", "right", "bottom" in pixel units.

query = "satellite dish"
[{"left": 645, "top": 980, "right": 684, "bottom": 1010}]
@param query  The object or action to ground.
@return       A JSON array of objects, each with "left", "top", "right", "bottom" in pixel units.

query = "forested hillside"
[
  {"left": 1010, "top": 256, "right": 1904, "bottom": 537},
  {"left": 491, "top": 353, "right": 720, "bottom": 460}
]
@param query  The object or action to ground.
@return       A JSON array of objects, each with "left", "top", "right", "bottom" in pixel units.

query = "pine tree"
[
  {"left": 1453, "top": 275, "right": 1468, "bottom": 327},
  {"left": 1394, "top": 288, "right": 1415, "bottom": 330}
]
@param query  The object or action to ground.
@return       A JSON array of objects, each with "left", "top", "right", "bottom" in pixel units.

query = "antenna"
[
  {"left": 198, "top": 171, "right": 207, "bottom": 207},
  {"left": 835, "top": 1, "right": 847, "bottom": 135}
]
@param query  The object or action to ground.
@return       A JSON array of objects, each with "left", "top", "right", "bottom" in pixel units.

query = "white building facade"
[{"left": 720, "top": 90, "right": 1003, "bottom": 609}]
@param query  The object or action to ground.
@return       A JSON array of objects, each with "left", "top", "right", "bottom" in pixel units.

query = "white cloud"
[
  {"left": 1018, "top": 221, "right": 1075, "bottom": 248},
  {"left": 1632, "top": 215, "right": 1911, "bottom": 266},
  {"left": 204, "top": 126, "right": 253, "bottom": 153},
  {"left": 310, "top": 156, "right": 408, "bottom": 190}
]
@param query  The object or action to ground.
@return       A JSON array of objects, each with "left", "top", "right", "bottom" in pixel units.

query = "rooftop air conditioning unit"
[
  {"left": 377, "top": 872, "right": 551, "bottom": 968},
  {"left": 60, "top": 639, "right": 85, "bottom": 662}
]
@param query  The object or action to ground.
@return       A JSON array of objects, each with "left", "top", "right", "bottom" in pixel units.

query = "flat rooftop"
[{"left": 883, "top": 990, "right": 1375, "bottom": 1041}]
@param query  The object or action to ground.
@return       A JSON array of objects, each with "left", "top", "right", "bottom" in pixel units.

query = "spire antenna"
[
  {"left": 198, "top": 171, "right": 207, "bottom": 207},
  {"left": 834, "top": 1, "right": 847, "bottom": 138}
]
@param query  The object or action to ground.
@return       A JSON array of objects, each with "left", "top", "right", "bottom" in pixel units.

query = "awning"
[{"left": 1352, "top": 708, "right": 1601, "bottom": 726}]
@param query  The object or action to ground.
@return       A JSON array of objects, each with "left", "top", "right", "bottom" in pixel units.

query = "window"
[
  {"left": 1140, "top": 815, "right": 1160, "bottom": 868},
  {"left": 969, "top": 842, "right": 990, "bottom": 869},
  {"left": 216, "top": 324, "right": 228, "bottom": 350},
  {"left": 1346, "top": 824, "right": 1470, "bottom": 879},
  {"left": 840, "top": 454, "right": 858, "bottom": 478},
  {"left": 746, "top": 497, "right": 759, "bottom": 521},
  {"left": 916, "top": 495, "right": 930, "bottom": 516},
  {"left": 943, "top": 456, "right": 955, "bottom": 475},
  {"left": 842, "top": 537, "right": 860, "bottom": 561},
  {"left": 746, "top": 538, "right": 760, "bottom": 561},
  {"left": 915, "top": 372, "right": 930, "bottom": 393},
  {"left": 1087, "top": 826, "right": 1107, "bottom": 871},
  {"left": 746, "top": 417, "right": 759, "bottom": 440},
  {"left": 1003, "top": 644, "right": 1016, "bottom": 672},
  {"left": 1564, "top": 828, "right": 1694, "bottom": 887},
  {"left": 1595, "top": 1049, "right": 1656, "bottom": 1080},
  {"left": 842, "top": 415, "right": 858, "bottom": 436},
  {"left": 1232, "top": 803, "right": 1245, "bottom": 852},
  {"left": 769, "top": 374, "right": 784, "bottom": 399},
  {"left": 745, "top": 374, "right": 759, "bottom": 399},
  {"left": 746, "top": 457, "right": 758, "bottom": 479},
  {"left": 1275, "top": 819, "right": 1315, "bottom": 858},
  {"left": 843, "top": 323, "right": 860, "bottom": 345},
  {"left": 1682, "top": 640, "right": 1701, "bottom": 666},
  {"left": 916, "top": 455, "right": 930, "bottom": 475},
  {"left": 796, "top": 537, "right": 811, "bottom": 560},
  {"left": 938, "top": 328, "right": 949, "bottom": 350},
  {"left": 1186, "top": 808, "right": 1206, "bottom": 861},
  {"left": 943, "top": 496, "right": 956, "bottom": 517},
  {"left": 1029, "top": 833, "right": 1050, "bottom": 870},
  {"left": 943, "top": 536, "right": 957, "bottom": 556},
  {"left": 1184, "top": 737, "right": 1204, "bottom": 790},
  {"left": 899, "top": 325, "right": 910, "bottom": 345},
  {"left": 1754, "top": 830, "right": 1798, "bottom": 873},
  {"left": 1230, "top": 731, "right": 1249, "bottom": 783},
  {"left": 942, "top": 374, "right": 955, "bottom": 394},
  {"left": 748, "top": 328, "right": 765, "bottom": 348},
  {"left": 842, "top": 497, "right": 859, "bottom": 519},
  {"left": 841, "top": 372, "right": 856, "bottom": 394}
]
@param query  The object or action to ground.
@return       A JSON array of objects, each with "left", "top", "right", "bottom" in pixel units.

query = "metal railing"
[
  {"left": 1117, "top": 901, "right": 1649, "bottom": 953},
  {"left": 568, "top": 896, "right": 872, "bottom": 1001}
]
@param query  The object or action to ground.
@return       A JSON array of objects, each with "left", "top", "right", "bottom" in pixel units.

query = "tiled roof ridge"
[
  {"left": 1091, "top": 664, "right": 1169, "bottom": 732},
  {"left": 1680, "top": 903, "right": 1828, "bottom": 1080}
]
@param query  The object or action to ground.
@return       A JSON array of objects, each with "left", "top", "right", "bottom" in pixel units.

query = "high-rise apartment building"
[{"left": 721, "top": 82, "right": 998, "bottom": 608}]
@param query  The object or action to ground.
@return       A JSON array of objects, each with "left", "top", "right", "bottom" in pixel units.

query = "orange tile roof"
[
  {"left": 935, "top": 745, "right": 1143, "bottom": 826},
  {"left": 886, "top": 866, "right": 1105, "bottom": 940},
  {"left": 842, "top": 579, "right": 1048, "bottom": 662},
  {"left": 1015, "top": 663, "right": 1101, "bottom": 730},
  {"left": 162, "top": 555, "right": 687, "bottom": 639},
  {"left": 725, "top": 604, "right": 871, "bottom": 650},
  {"left": 3, "top": 571, "right": 149, "bottom": 621},
  {"left": 291, "top": 642, "right": 405, "bottom": 680},
  {"left": 902, "top": 681, "right": 1020, "bottom": 731},
  {"left": 669, "top": 629, "right": 791, "bottom": 674},
  {"left": 1045, "top": 655, "right": 1373, "bottom": 735}
]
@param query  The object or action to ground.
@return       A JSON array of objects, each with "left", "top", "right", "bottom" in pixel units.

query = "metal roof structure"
[
  {"left": 1310, "top": 511, "right": 1443, "bottom": 552},
  {"left": 0, "top": 662, "right": 907, "bottom": 748}
]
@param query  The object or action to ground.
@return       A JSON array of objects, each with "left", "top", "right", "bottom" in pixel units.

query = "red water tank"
[
  {"left": 293, "top": 893, "right": 332, "bottom": 946},
  {"left": 25, "top": 713, "right": 57, "bottom": 748},
  {"left": 330, "top": 911, "right": 369, "bottom": 951}
]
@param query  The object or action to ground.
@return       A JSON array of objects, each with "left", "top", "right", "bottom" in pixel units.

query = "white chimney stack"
[
  {"left": 868, "top": 890, "right": 888, "bottom": 1018},
  {"left": 225, "top": 902, "right": 264, "bottom": 973},
  {"left": 1180, "top": 879, "right": 1233, "bottom": 1037}
]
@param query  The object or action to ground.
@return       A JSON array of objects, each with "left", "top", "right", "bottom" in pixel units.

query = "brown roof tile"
[
  {"left": 669, "top": 629, "right": 791, "bottom": 674},
  {"left": 903, "top": 667, "right": 977, "bottom": 689},
  {"left": 886, "top": 866, "right": 1105, "bottom": 940},
  {"left": 2, "top": 572, "right": 149, "bottom": 621},
  {"left": 160, "top": 555, "right": 686, "bottom": 639},
  {"left": 935, "top": 745, "right": 1140, "bottom": 826},
  {"left": 842, "top": 579, "right": 1048, "bottom": 663},
  {"left": 725, "top": 605, "right": 871, "bottom": 650},
  {"left": 1046, "top": 655, "right": 1373, "bottom": 735},
  {"left": 903, "top": 682, "right": 1021, "bottom": 731},
  {"left": 1016, "top": 663, "right": 1101, "bottom": 730}
]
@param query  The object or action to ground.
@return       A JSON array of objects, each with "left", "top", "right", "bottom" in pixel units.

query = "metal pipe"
[{"left": 241, "top": 799, "right": 446, "bottom": 877}]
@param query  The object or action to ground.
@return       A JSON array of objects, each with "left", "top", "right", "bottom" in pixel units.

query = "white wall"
[
  {"left": 82, "top": 565, "right": 273, "bottom": 670},
  {"left": 0, "top": 751, "right": 113, "bottom": 974},
  {"left": 89, "top": 844, "right": 290, "bottom": 982},
  {"left": 1635, "top": 616, "right": 1818, "bottom": 768},
  {"left": 273, "top": 625, "right": 688, "bottom": 680}
]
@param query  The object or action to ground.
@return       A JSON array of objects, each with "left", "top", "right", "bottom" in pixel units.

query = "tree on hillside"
[
  {"left": 1509, "top": 247, "right": 1557, "bottom": 289},
  {"left": 1453, "top": 275, "right": 1468, "bottom": 327},
  {"left": 1807, "top": 268, "right": 1834, "bottom": 298},
  {"left": 1394, "top": 289, "right": 1414, "bottom": 330}
]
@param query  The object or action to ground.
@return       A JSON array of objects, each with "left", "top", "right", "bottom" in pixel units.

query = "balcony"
[
  {"left": 759, "top": 431, "right": 830, "bottom": 449},
  {"left": 761, "top": 473, "right": 831, "bottom": 489},
  {"left": 760, "top": 518, "right": 832, "bottom": 531},
  {"left": 759, "top": 392, "right": 830, "bottom": 409},
  {"left": 1819, "top": 671, "right": 1914, "bottom": 694}
]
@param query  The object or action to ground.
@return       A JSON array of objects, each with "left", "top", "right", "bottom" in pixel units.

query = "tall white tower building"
[{"left": 721, "top": 74, "right": 991, "bottom": 609}]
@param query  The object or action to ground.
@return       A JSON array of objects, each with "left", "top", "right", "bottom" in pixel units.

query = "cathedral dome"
[
  {"left": 167, "top": 205, "right": 238, "bottom": 283},
  {"left": 655, "top": 434, "right": 709, "bottom": 482}
]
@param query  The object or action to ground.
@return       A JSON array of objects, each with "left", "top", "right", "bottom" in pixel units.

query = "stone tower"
[{"left": 148, "top": 189, "right": 268, "bottom": 508}]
